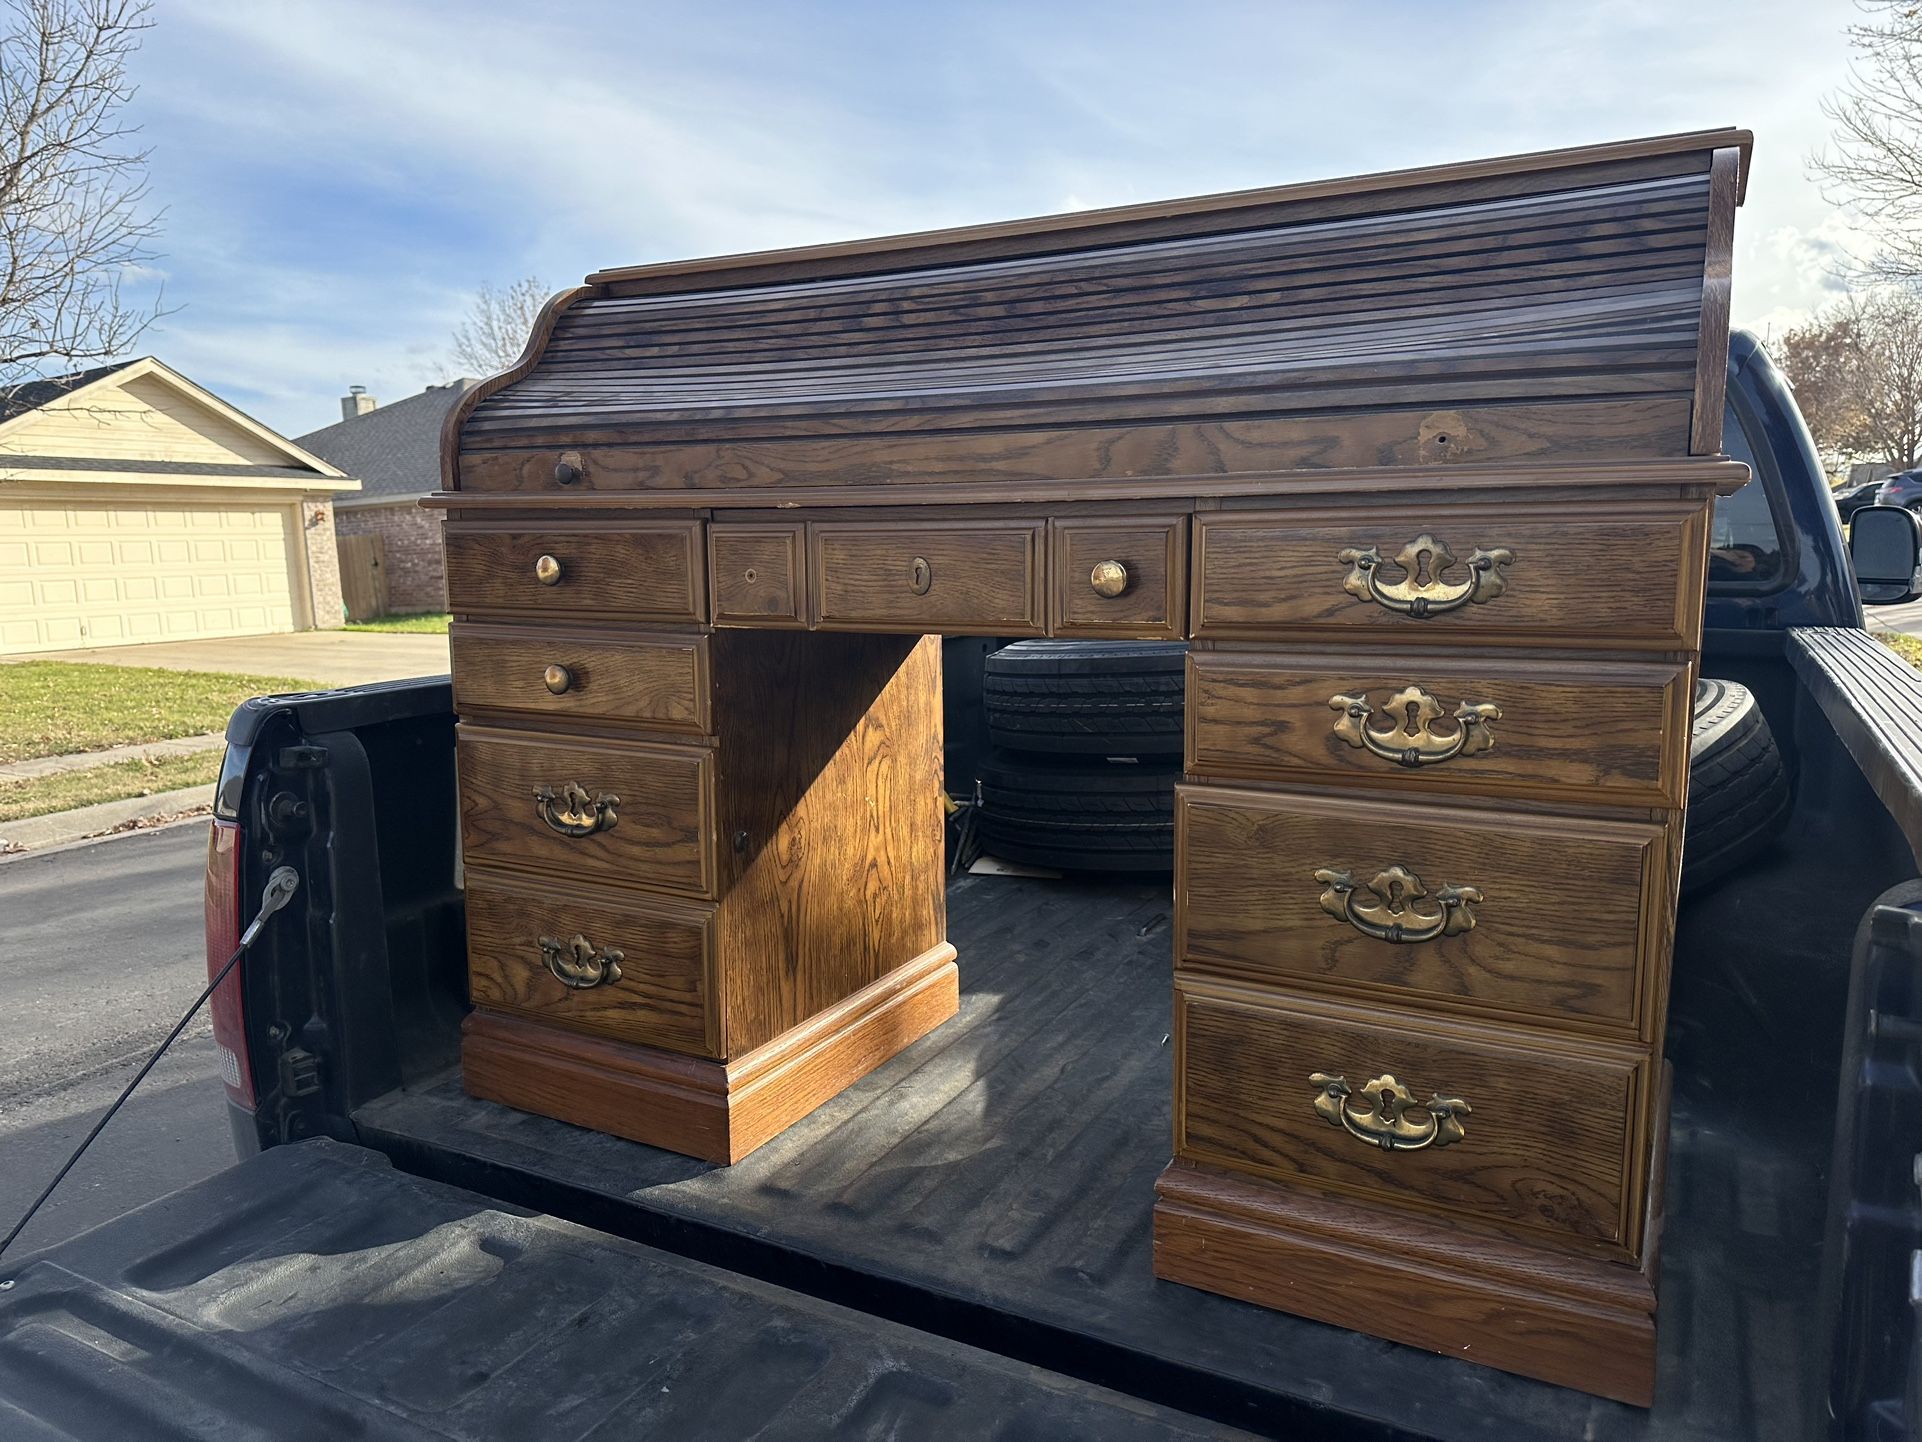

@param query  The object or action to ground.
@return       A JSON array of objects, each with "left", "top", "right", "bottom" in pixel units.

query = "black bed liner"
[
  {"left": 0, "top": 1137, "right": 1254, "bottom": 1441},
  {"left": 356, "top": 867, "right": 1849, "bottom": 1442}
]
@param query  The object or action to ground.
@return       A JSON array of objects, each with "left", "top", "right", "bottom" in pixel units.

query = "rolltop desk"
[{"left": 431, "top": 128, "right": 1753, "bottom": 1406}]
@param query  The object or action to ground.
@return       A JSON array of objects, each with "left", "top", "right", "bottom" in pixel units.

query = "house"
[
  {"left": 298, "top": 379, "right": 480, "bottom": 614},
  {"left": 0, "top": 358, "right": 358, "bottom": 655}
]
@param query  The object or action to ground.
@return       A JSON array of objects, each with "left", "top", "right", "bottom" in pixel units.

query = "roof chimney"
[{"left": 341, "top": 385, "right": 377, "bottom": 422}]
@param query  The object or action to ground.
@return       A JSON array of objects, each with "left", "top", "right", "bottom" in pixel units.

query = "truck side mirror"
[{"left": 1852, "top": 504, "right": 1922, "bottom": 605}]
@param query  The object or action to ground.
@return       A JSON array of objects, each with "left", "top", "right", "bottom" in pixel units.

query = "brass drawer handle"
[
  {"left": 534, "top": 554, "right": 563, "bottom": 586},
  {"left": 1310, "top": 1072, "right": 1471, "bottom": 1151},
  {"left": 1089, "top": 559, "right": 1129, "bottom": 598},
  {"left": 1339, "top": 533, "right": 1512, "bottom": 618},
  {"left": 539, "top": 933, "right": 624, "bottom": 989},
  {"left": 908, "top": 556, "right": 933, "bottom": 595},
  {"left": 542, "top": 663, "right": 573, "bottom": 695},
  {"left": 1315, "top": 864, "right": 1480, "bottom": 942},
  {"left": 1330, "top": 686, "right": 1500, "bottom": 767},
  {"left": 534, "top": 781, "right": 619, "bottom": 837}
]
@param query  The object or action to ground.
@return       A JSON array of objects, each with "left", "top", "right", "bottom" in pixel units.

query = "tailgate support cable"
[{"left": 0, "top": 866, "right": 301, "bottom": 1266}]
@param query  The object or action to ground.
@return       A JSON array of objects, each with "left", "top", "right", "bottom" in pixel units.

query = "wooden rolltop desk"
[{"left": 430, "top": 128, "right": 1753, "bottom": 1405}]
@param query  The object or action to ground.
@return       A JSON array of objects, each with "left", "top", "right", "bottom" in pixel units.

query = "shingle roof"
[
  {"left": 0, "top": 360, "right": 138, "bottom": 420},
  {"left": 297, "top": 379, "right": 481, "bottom": 505}
]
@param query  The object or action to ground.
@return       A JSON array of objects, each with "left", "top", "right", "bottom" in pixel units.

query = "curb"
[{"left": 0, "top": 784, "right": 214, "bottom": 854}]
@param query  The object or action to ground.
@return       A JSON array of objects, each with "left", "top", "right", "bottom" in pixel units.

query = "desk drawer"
[
  {"left": 1177, "top": 786, "right": 1665, "bottom": 1030},
  {"left": 810, "top": 521, "right": 1044, "bottom": 633},
  {"left": 451, "top": 622, "right": 708, "bottom": 733},
  {"left": 1175, "top": 983, "right": 1646, "bottom": 1253},
  {"left": 1052, "top": 516, "right": 1186, "bottom": 639},
  {"left": 1188, "top": 650, "right": 1689, "bottom": 806},
  {"left": 446, "top": 521, "right": 705, "bottom": 622},
  {"left": 1192, "top": 502, "right": 1706, "bottom": 647},
  {"left": 465, "top": 866, "right": 719, "bottom": 1057},
  {"left": 458, "top": 725, "right": 713, "bottom": 897}
]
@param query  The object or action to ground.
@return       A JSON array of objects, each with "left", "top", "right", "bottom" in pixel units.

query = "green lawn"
[
  {"left": 343, "top": 612, "right": 450, "bottom": 634},
  {"left": 0, "top": 661, "right": 317, "bottom": 764},
  {"left": 0, "top": 751, "right": 221, "bottom": 823},
  {"left": 1876, "top": 631, "right": 1922, "bottom": 669}
]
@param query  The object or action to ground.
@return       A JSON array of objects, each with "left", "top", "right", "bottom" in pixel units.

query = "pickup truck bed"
[{"left": 0, "top": 1138, "right": 1252, "bottom": 1441}]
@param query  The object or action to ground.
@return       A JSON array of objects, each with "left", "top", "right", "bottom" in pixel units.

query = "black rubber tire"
[
  {"left": 974, "top": 750, "right": 1176, "bottom": 872},
  {"left": 983, "top": 639, "right": 1186, "bottom": 757},
  {"left": 1683, "top": 677, "right": 1790, "bottom": 894}
]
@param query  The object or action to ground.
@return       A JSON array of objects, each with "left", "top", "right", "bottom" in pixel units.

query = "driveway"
[{"left": 35, "top": 629, "right": 450, "bottom": 687}]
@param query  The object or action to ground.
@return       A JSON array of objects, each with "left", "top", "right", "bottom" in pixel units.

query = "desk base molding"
[{"left": 463, "top": 942, "right": 959, "bottom": 1164}]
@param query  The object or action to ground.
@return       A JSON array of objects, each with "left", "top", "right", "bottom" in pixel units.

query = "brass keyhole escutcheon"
[
  {"left": 908, "top": 556, "right": 933, "bottom": 595},
  {"left": 543, "top": 663, "right": 574, "bottom": 695},
  {"left": 1089, "top": 559, "right": 1129, "bottom": 598},
  {"left": 534, "top": 554, "right": 562, "bottom": 586}
]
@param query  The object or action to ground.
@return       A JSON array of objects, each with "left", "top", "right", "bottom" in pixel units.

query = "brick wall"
[
  {"left": 300, "top": 497, "right": 345, "bottom": 630},
  {"left": 334, "top": 500, "right": 446, "bottom": 613}
]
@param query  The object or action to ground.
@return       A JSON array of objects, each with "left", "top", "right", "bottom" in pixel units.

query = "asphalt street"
[
  {"left": 1875, "top": 597, "right": 1922, "bottom": 636},
  {"left": 0, "top": 824, "right": 235, "bottom": 1257}
]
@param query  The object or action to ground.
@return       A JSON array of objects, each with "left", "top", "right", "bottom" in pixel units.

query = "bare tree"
[
  {"left": 1812, "top": 2, "right": 1922, "bottom": 282},
  {"left": 448, "top": 276, "right": 548, "bottom": 376},
  {"left": 0, "top": 0, "right": 161, "bottom": 379},
  {"left": 1780, "top": 288, "right": 1922, "bottom": 471}
]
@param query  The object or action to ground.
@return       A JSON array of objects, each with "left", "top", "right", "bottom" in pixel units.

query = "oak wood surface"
[
  {"left": 445, "top": 519, "right": 705, "bottom": 623},
  {"left": 464, "top": 864, "right": 719, "bottom": 1057},
  {"left": 709, "top": 523, "right": 807, "bottom": 627},
  {"left": 456, "top": 723, "right": 713, "bottom": 897},
  {"left": 809, "top": 521, "right": 1044, "bottom": 633},
  {"left": 1173, "top": 980, "right": 1647, "bottom": 1254},
  {"left": 1187, "top": 647, "right": 1691, "bottom": 806},
  {"left": 1689, "top": 147, "right": 1742, "bottom": 455},
  {"left": 1050, "top": 515, "right": 1187, "bottom": 638},
  {"left": 1191, "top": 499, "right": 1709, "bottom": 647},
  {"left": 1176, "top": 785, "right": 1665, "bottom": 1031},
  {"left": 450, "top": 621, "right": 708, "bottom": 734},
  {"left": 1152, "top": 1159, "right": 1657, "bottom": 1406},
  {"left": 708, "top": 630, "right": 947, "bottom": 1054}
]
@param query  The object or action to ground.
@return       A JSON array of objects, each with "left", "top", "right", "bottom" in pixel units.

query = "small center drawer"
[
  {"left": 458, "top": 725, "right": 713, "bottom": 897},
  {"left": 465, "top": 864, "right": 720, "bottom": 1057},
  {"left": 1192, "top": 501, "right": 1707, "bottom": 647},
  {"left": 810, "top": 521, "right": 1044, "bottom": 633},
  {"left": 450, "top": 621, "right": 708, "bottom": 733},
  {"left": 1188, "top": 650, "right": 1690, "bottom": 806},
  {"left": 1177, "top": 786, "right": 1666, "bottom": 1031},
  {"left": 445, "top": 521, "right": 705, "bottom": 622},
  {"left": 1052, "top": 515, "right": 1186, "bottom": 639},
  {"left": 1175, "top": 982, "right": 1647, "bottom": 1254}
]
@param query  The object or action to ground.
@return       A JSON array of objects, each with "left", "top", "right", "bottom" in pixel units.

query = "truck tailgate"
[{"left": 0, "top": 1138, "right": 1250, "bottom": 1441}]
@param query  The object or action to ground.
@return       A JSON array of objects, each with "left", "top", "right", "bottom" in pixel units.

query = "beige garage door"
[{"left": 0, "top": 498, "right": 300, "bottom": 654}]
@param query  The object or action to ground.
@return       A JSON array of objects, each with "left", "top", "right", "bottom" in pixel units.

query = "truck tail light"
[{"left": 203, "top": 819, "right": 257, "bottom": 1107}]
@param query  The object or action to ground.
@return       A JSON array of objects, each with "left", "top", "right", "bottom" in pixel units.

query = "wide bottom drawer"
[
  {"left": 465, "top": 866, "right": 720, "bottom": 1058},
  {"left": 1175, "top": 981, "right": 1649, "bottom": 1256}
]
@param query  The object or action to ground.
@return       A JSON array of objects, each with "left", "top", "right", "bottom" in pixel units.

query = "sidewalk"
[
  {"left": 0, "top": 731, "right": 225, "bottom": 783},
  {"left": 36, "top": 629, "right": 449, "bottom": 687}
]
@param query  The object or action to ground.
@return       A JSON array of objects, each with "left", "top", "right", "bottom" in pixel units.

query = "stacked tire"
[{"left": 974, "top": 640, "right": 1185, "bottom": 872}]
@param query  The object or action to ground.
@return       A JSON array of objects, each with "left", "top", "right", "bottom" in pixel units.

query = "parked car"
[
  {"left": 1876, "top": 467, "right": 1922, "bottom": 510},
  {"left": 7, "top": 334, "right": 1922, "bottom": 1441},
  {"left": 1834, "top": 475, "right": 1889, "bottom": 520}
]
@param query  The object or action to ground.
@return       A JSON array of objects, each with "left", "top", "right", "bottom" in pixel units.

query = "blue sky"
[{"left": 127, "top": 0, "right": 1859, "bottom": 439}]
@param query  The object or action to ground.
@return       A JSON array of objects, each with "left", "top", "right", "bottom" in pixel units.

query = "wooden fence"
[{"left": 338, "top": 533, "right": 388, "bottom": 622}]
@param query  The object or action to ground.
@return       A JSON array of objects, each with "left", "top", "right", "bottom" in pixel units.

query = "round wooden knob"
[
  {"left": 542, "top": 664, "right": 573, "bottom": 695},
  {"left": 553, "top": 460, "right": 581, "bottom": 485},
  {"left": 1089, "top": 560, "right": 1129, "bottom": 598},
  {"left": 534, "top": 554, "right": 562, "bottom": 586}
]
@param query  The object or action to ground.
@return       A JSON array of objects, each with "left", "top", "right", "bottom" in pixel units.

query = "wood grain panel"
[
  {"left": 1176, "top": 786, "right": 1664, "bottom": 1029},
  {"left": 1051, "top": 515, "right": 1186, "bottom": 639},
  {"left": 709, "top": 524, "right": 806, "bottom": 627},
  {"left": 1187, "top": 648, "right": 1690, "bottom": 806},
  {"left": 450, "top": 621, "right": 708, "bottom": 733},
  {"left": 1192, "top": 499, "right": 1707, "bottom": 647},
  {"left": 1175, "top": 981, "right": 1647, "bottom": 1254},
  {"left": 444, "top": 520, "right": 704, "bottom": 622},
  {"left": 708, "top": 630, "right": 947, "bottom": 1053},
  {"left": 464, "top": 865, "right": 718, "bottom": 1056},
  {"left": 456, "top": 724, "right": 712, "bottom": 897},
  {"left": 809, "top": 521, "right": 1043, "bottom": 633}
]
